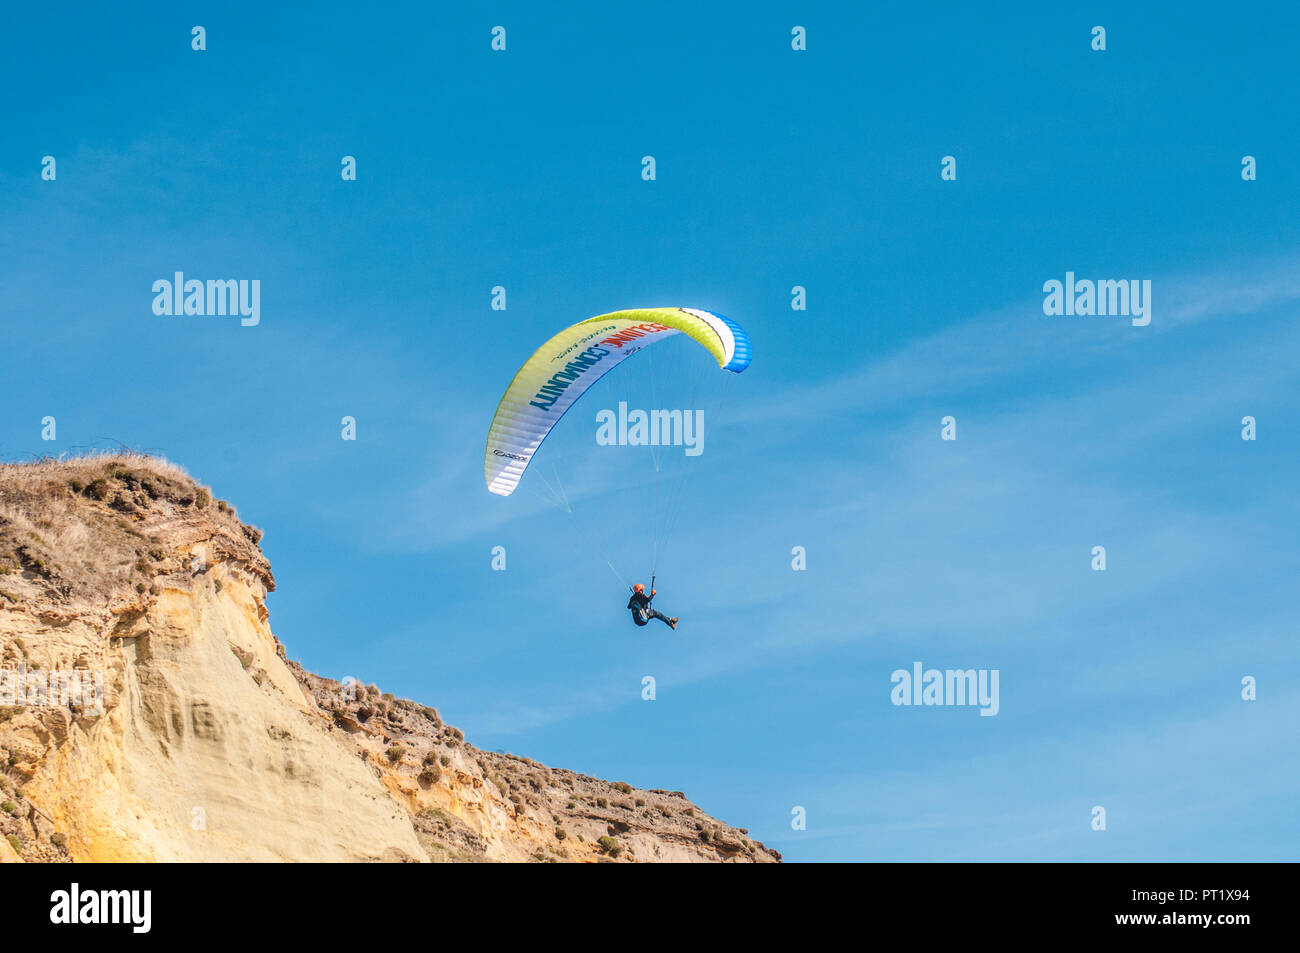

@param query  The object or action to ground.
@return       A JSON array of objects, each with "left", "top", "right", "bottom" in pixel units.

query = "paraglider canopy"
[{"left": 484, "top": 307, "right": 751, "bottom": 496}]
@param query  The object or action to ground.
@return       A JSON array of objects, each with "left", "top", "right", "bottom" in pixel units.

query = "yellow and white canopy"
[{"left": 484, "top": 307, "right": 752, "bottom": 496}]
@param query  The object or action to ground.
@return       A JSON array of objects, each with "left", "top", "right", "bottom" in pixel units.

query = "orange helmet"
[{"left": 633, "top": 583, "right": 645, "bottom": 592}]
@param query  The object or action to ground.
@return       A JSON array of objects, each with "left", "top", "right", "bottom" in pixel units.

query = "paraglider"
[
  {"left": 483, "top": 307, "right": 751, "bottom": 625},
  {"left": 627, "top": 582, "right": 677, "bottom": 630}
]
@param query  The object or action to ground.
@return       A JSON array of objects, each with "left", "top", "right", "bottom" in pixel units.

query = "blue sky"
[{"left": 3, "top": 3, "right": 1298, "bottom": 861}]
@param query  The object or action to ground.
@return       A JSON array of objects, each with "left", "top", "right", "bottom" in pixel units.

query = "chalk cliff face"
[{"left": 0, "top": 456, "right": 777, "bottom": 863}]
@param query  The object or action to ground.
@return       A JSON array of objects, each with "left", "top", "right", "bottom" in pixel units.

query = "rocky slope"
[{"left": 0, "top": 455, "right": 777, "bottom": 863}]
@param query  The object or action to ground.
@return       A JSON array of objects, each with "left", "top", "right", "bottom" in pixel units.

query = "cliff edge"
[{"left": 0, "top": 455, "right": 778, "bottom": 863}]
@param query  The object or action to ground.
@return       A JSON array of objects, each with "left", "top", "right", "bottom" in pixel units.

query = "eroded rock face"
[
  {"left": 0, "top": 456, "right": 425, "bottom": 862},
  {"left": 296, "top": 666, "right": 779, "bottom": 863},
  {"left": 0, "top": 456, "right": 778, "bottom": 863}
]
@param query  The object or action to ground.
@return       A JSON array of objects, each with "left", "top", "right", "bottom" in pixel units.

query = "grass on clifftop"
[{"left": 0, "top": 452, "right": 265, "bottom": 605}]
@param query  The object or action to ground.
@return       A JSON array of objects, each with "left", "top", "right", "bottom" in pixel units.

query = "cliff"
[{"left": 0, "top": 455, "right": 777, "bottom": 863}]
